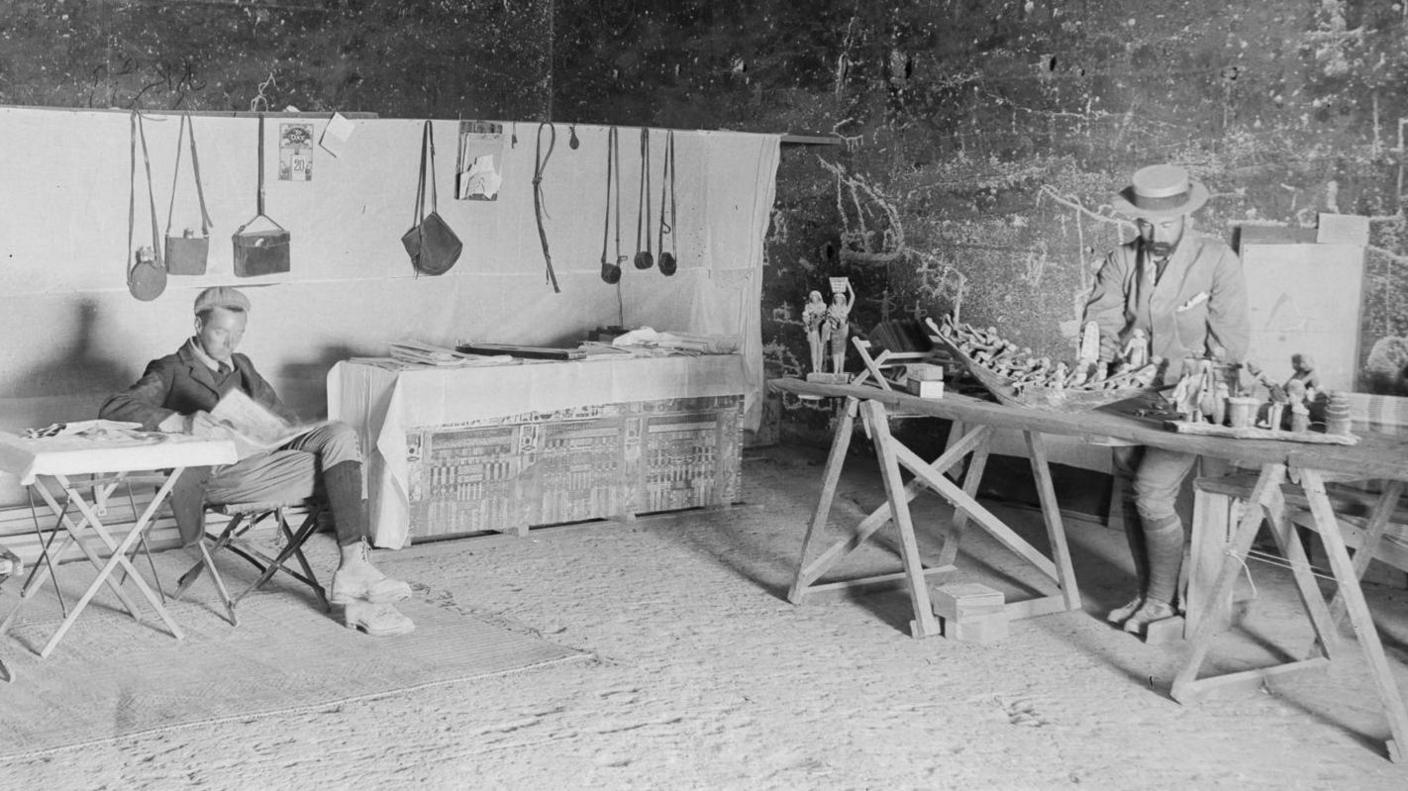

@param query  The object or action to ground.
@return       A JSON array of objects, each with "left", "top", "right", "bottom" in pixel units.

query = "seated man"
[{"left": 100, "top": 286, "right": 414, "bottom": 636}]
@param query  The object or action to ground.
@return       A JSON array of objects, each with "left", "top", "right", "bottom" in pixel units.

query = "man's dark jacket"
[{"left": 99, "top": 340, "right": 298, "bottom": 543}]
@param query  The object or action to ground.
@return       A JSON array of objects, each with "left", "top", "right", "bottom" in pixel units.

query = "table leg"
[
  {"left": 861, "top": 400, "right": 942, "bottom": 638},
  {"left": 790, "top": 415, "right": 985, "bottom": 600},
  {"left": 1171, "top": 464, "right": 1290, "bottom": 702},
  {"left": 936, "top": 426, "right": 992, "bottom": 568},
  {"left": 15, "top": 478, "right": 144, "bottom": 621},
  {"left": 1322, "top": 480, "right": 1405, "bottom": 636},
  {"left": 37, "top": 471, "right": 187, "bottom": 658},
  {"left": 1299, "top": 469, "right": 1408, "bottom": 763},
  {"left": 1024, "top": 432, "right": 1082, "bottom": 611},
  {"left": 788, "top": 398, "right": 858, "bottom": 603},
  {"left": 1260, "top": 484, "right": 1343, "bottom": 662}
]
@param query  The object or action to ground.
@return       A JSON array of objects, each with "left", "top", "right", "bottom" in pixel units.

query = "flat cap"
[{"left": 193, "top": 286, "right": 251, "bottom": 315}]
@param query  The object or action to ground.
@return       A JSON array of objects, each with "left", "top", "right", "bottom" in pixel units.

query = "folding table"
[{"left": 0, "top": 430, "right": 237, "bottom": 658}]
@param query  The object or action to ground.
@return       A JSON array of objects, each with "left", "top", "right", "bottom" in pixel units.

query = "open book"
[{"left": 209, "top": 388, "right": 326, "bottom": 460}]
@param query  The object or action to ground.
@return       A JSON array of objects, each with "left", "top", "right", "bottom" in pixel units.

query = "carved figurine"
[
  {"left": 823, "top": 285, "right": 856, "bottom": 375},
  {"left": 1121, "top": 328, "right": 1150, "bottom": 369},
  {"left": 1286, "top": 353, "right": 1320, "bottom": 404},
  {"left": 801, "top": 289, "right": 827, "bottom": 374}
]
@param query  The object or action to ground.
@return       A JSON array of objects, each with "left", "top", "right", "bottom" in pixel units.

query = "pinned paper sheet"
[
  {"left": 456, "top": 120, "right": 505, "bottom": 201},
  {"left": 457, "top": 155, "right": 503, "bottom": 200},
  {"left": 319, "top": 112, "right": 355, "bottom": 158}
]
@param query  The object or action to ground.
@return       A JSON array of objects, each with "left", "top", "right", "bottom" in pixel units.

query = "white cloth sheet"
[
  {"left": 0, "top": 108, "right": 780, "bottom": 452},
  {"left": 327, "top": 355, "right": 749, "bottom": 548},
  {"left": 0, "top": 431, "right": 237, "bottom": 486}
]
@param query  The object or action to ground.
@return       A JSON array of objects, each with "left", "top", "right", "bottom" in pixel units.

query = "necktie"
[{"left": 217, "top": 361, "right": 232, "bottom": 378}]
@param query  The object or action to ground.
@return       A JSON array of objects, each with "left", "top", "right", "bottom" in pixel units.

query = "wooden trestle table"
[{"left": 771, "top": 376, "right": 1408, "bottom": 762}]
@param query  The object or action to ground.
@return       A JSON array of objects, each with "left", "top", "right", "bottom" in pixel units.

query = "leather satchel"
[
  {"left": 165, "top": 114, "right": 213, "bottom": 275},
  {"left": 127, "top": 111, "right": 167, "bottom": 301},
  {"left": 233, "top": 114, "right": 291, "bottom": 277},
  {"left": 401, "top": 120, "right": 462, "bottom": 276}
]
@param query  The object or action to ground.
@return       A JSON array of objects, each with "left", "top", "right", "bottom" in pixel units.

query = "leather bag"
[
  {"left": 127, "top": 111, "right": 167, "bottom": 301},
  {"left": 232, "top": 114, "right": 291, "bottom": 277},
  {"left": 165, "top": 114, "right": 214, "bottom": 275},
  {"left": 401, "top": 120, "right": 462, "bottom": 276}
]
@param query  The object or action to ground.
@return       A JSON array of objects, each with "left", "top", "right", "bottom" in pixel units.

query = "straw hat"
[{"left": 1111, "top": 164, "right": 1209, "bottom": 219}]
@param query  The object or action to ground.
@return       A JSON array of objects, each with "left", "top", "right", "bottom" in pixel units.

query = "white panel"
[{"left": 1240, "top": 243, "right": 1365, "bottom": 393}]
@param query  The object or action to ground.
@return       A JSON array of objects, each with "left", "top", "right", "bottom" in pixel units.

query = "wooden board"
[
  {"left": 456, "top": 342, "right": 586, "bottom": 360},
  {"left": 1168, "top": 421, "right": 1359, "bottom": 445}
]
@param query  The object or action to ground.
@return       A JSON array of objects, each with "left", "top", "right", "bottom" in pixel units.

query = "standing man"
[
  {"left": 101, "top": 286, "right": 415, "bottom": 636},
  {"left": 1082, "top": 164, "right": 1250, "bottom": 634}
]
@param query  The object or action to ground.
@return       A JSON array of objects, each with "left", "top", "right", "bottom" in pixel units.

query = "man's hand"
[
  {"left": 187, "top": 411, "right": 225, "bottom": 438},
  {"left": 156, "top": 411, "right": 189, "bottom": 434}
]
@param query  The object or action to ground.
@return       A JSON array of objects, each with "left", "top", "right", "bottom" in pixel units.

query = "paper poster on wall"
[
  {"left": 319, "top": 112, "right": 355, "bottom": 158},
  {"left": 456, "top": 121, "right": 504, "bottom": 200},
  {"left": 279, "top": 122, "right": 314, "bottom": 181}
]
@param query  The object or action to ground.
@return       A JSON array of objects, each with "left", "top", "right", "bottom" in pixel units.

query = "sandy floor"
[{"left": 5, "top": 443, "right": 1408, "bottom": 790}]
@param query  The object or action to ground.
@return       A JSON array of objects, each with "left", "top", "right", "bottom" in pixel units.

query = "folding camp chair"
[{"left": 174, "top": 499, "right": 330, "bottom": 625}]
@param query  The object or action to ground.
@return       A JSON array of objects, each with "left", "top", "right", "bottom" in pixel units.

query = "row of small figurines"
[
  {"left": 930, "top": 316, "right": 1161, "bottom": 394},
  {"left": 1168, "top": 353, "right": 1352, "bottom": 434}
]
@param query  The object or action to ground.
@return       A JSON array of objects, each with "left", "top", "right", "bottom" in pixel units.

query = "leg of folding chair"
[
  {"left": 196, "top": 538, "right": 237, "bottom": 626},
  {"left": 232, "top": 509, "right": 327, "bottom": 610},
  {"left": 175, "top": 513, "right": 247, "bottom": 599},
  {"left": 284, "top": 511, "right": 330, "bottom": 611}
]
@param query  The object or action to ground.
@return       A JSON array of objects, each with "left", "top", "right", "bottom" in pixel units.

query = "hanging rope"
[{"left": 532, "top": 122, "right": 560, "bottom": 293}]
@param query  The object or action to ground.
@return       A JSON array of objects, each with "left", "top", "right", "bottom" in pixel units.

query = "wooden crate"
[{"left": 405, "top": 395, "right": 742, "bottom": 539}]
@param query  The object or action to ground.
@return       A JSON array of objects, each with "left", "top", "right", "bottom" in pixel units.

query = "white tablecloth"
[
  {"left": 0, "top": 432, "right": 238, "bottom": 486},
  {"left": 328, "top": 355, "right": 749, "bottom": 547}
]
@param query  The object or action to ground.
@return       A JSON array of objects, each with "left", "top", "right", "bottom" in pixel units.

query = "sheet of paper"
[
  {"left": 210, "top": 389, "right": 323, "bottom": 459},
  {"left": 319, "top": 112, "right": 355, "bottom": 158}
]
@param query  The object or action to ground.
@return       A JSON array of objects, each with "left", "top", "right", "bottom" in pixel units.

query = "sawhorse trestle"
[{"left": 788, "top": 396, "right": 1082, "bottom": 638}]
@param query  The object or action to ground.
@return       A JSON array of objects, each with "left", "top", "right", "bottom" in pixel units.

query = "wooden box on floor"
[
  {"left": 933, "top": 583, "right": 1008, "bottom": 643},
  {"left": 405, "top": 395, "right": 743, "bottom": 538}
]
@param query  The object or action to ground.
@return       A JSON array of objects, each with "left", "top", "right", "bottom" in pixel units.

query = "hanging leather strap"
[
  {"left": 635, "top": 127, "right": 653, "bottom": 263},
  {"left": 657, "top": 130, "right": 676, "bottom": 254},
  {"left": 533, "top": 122, "right": 560, "bottom": 293},
  {"left": 166, "top": 114, "right": 213, "bottom": 238},
  {"left": 600, "top": 127, "right": 614, "bottom": 268},
  {"left": 256, "top": 114, "right": 266, "bottom": 218},
  {"left": 411, "top": 120, "right": 430, "bottom": 228},
  {"left": 127, "top": 111, "right": 162, "bottom": 279},
  {"left": 237, "top": 112, "right": 284, "bottom": 232},
  {"left": 426, "top": 120, "right": 440, "bottom": 215}
]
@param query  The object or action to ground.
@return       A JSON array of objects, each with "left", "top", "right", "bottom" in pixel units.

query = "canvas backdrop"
[{"left": 0, "top": 108, "right": 779, "bottom": 506}]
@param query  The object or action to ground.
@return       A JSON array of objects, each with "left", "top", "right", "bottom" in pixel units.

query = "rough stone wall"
[
  {"left": 0, "top": 0, "right": 552, "bottom": 116},
  {"left": 4, "top": 0, "right": 1407, "bottom": 431}
]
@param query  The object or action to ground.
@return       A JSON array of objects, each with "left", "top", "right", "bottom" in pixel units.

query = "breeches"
[
  {"left": 205, "top": 421, "right": 362, "bottom": 506},
  {"left": 1111, "top": 445, "right": 1199, "bottom": 529}
]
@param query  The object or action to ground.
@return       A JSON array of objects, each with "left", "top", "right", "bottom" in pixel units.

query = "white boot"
[{"left": 330, "top": 540, "right": 412, "bottom": 605}]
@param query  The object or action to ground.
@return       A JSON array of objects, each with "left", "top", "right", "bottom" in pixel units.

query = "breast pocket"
[{"left": 1172, "top": 296, "right": 1209, "bottom": 355}]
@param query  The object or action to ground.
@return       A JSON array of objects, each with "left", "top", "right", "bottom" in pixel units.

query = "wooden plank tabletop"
[{"left": 769, "top": 378, "right": 1408, "bottom": 481}]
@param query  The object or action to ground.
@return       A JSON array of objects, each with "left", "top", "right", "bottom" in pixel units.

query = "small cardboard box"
[
  {"left": 905, "top": 363, "right": 945, "bottom": 381},
  {"left": 806, "top": 372, "right": 851, "bottom": 384},
  {"left": 946, "top": 611, "right": 1009, "bottom": 643},
  {"left": 905, "top": 379, "right": 944, "bottom": 398},
  {"left": 931, "top": 582, "right": 1005, "bottom": 620}
]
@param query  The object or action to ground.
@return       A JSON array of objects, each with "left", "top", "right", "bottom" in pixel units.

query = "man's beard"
[{"left": 1144, "top": 238, "right": 1179, "bottom": 259}]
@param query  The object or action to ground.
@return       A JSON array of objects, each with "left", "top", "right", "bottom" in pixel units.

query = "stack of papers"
[{"left": 388, "top": 341, "right": 515, "bottom": 367}]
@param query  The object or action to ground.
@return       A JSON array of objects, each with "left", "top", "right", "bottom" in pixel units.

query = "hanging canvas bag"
[
  {"left": 127, "top": 111, "right": 167, "bottom": 301},
  {"left": 232, "top": 114, "right": 291, "bottom": 277},
  {"left": 401, "top": 120, "right": 462, "bottom": 276},
  {"left": 165, "top": 113, "right": 214, "bottom": 275}
]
